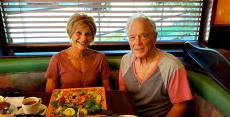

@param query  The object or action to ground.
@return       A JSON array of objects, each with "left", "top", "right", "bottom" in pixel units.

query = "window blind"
[{"left": 1, "top": 0, "right": 203, "bottom": 44}]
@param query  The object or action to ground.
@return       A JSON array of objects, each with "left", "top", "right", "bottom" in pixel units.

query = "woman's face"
[
  {"left": 128, "top": 18, "right": 157, "bottom": 59},
  {"left": 71, "top": 23, "right": 93, "bottom": 51}
]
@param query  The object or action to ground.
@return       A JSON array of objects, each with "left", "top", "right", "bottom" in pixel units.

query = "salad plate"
[{"left": 46, "top": 87, "right": 107, "bottom": 116}]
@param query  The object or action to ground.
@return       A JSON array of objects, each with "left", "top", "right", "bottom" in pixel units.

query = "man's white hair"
[{"left": 126, "top": 13, "right": 156, "bottom": 34}]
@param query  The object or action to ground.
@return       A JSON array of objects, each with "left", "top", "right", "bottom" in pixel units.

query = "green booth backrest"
[
  {"left": 0, "top": 57, "right": 50, "bottom": 73},
  {"left": 0, "top": 56, "right": 122, "bottom": 73}
]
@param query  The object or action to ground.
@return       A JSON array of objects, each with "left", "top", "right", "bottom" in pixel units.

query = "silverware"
[{"left": 77, "top": 108, "right": 80, "bottom": 117}]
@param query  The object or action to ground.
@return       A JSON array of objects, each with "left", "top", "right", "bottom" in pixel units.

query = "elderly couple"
[{"left": 45, "top": 13, "right": 192, "bottom": 117}]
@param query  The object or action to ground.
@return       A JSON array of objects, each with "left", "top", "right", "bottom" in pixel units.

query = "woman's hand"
[{"left": 102, "top": 79, "right": 111, "bottom": 91}]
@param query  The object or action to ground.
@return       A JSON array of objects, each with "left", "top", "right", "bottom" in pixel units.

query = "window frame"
[{"left": 0, "top": 0, "right": 211, "bottom": 56}]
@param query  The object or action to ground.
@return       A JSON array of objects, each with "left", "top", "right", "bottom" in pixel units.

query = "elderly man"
[{"left": 119, "top": 13, "right": 193, "bottom": 117}]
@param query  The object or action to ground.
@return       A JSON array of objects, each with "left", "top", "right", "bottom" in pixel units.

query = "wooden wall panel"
[{"left": 214, "top": 0, "right": 230, "bottom": 24}]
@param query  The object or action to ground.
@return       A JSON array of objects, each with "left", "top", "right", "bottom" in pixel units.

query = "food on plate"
[
  {"left": 63, "top": 108, "right": 75, "bottom": 116},
  {"left": 0, "top": 101, "right": 11, "bottom": 114},
  {"left": 47, "top": 87, "right": 106, "bottom": 116},
  {"left": 0, "top": 96, "right": 4, "bottom": 102}
]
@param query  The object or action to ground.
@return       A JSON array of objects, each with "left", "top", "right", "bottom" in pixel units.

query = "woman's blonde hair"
[{"left": 66, "top": 13, "right": 97, "bottom": 41}]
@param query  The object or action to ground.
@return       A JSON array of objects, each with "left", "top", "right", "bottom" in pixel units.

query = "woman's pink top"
[{"left": 45, "top": 50, "right": 110, "bottom": 89}]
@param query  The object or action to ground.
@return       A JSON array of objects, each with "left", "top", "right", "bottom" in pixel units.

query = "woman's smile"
[{"left": 76, "top": 40, "right": 89, "bottom": 46}]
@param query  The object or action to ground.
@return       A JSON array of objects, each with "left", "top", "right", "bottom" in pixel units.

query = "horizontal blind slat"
[
  {"left": 4, "top": 10, "right": 202, "bottom": 14},
  {"left": 10, "top": 35, "right": 199, "bottom": 39},
  {"left": 2, "top": 5, "right": 203, "bottom": 9},
  {"left": 8, "top": 29, "right": 200, "bottom": 33},
  {"left": 5, "top": 20, "right": 201, "bottom": 23},
  {"left": 6, "top": 15, "right": 202, "bottom": 18},
  {"left": 2, "top": 0, "right": 203, "bottom": 2}
]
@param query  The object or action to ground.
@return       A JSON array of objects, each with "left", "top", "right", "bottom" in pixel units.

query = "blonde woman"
[{"left": 45, "top": 13, "right": 111, "bottom": 92}]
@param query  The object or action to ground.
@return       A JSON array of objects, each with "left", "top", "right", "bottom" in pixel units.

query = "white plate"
[
  {"left": 17, "top": 104, "right": 47, "bottom": 115},
  {"left": 8, "top": 105, "right": 18, "bottom": 114}
]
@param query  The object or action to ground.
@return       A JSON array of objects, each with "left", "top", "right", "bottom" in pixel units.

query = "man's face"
[{"left": 128, "top": 18, "right": 157, "bottom": 59}]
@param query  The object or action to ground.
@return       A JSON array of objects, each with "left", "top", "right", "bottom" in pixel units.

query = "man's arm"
[
  {"left": 118, "top": 68, "right": 127, "bottom": 92},
  {"left": 165, "top": 101, "right": 187, "bottom": 117}
]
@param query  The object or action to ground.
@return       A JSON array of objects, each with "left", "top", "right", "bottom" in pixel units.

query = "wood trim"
[
  {"left": 0, "top": 9, "right": 8, "bottom": 56},
  {"left": 208, "top": 25, "right": 230, "bottom": 50},
  {"left": 2, "top": 0, "right": 203, "bottom": 2},
  {"left": 198, "top": 0, "right": 214, "bottom": 44},
  {"left": 5, "top": 41, "right": 185, "bottom": 54},
  {"left": 211, "top": 0, "right": 218, "bottom": 25}
]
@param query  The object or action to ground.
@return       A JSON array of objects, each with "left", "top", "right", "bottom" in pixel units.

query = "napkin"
[{"left": 5, "top": 97, "right": 24, "bottom": 107}]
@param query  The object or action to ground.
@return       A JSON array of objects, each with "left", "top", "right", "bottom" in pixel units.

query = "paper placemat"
[{"left": 5, "top": 97, "right": 24, "bottom": 107}]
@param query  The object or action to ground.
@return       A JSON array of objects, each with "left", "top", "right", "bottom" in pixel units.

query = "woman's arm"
[
  {"left": 45, "top": 78, "right": 55, "bottom": 93},
  {"left": 45, "top": 54, "right": 59, "bottom": 93}
]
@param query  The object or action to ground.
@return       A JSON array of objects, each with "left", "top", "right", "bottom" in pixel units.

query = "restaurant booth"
[
  {"left": 0, "top": 42, "right": 230, "bottom": 117},
  {"left": 1, "top": 0, "right": 230, "bottom": 116}
]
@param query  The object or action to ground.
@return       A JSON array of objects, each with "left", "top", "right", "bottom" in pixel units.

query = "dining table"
[{"left": 0, "top": 90, "right": 136, "bottom": 116}]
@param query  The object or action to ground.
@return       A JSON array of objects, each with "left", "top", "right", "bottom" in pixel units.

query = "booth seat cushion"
[
  {"left": 187, "top": 70, "right": 230, "bottom": 117},
  {"left": 0, "top": 72, "right": 46, "bottom": 92},
  {"left": 190, "top": 93, "right": 223, "bottom": 117},
  {"left": 107, "top": 58, "right": 121, "bottom": 90}
]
